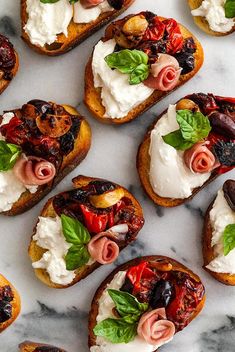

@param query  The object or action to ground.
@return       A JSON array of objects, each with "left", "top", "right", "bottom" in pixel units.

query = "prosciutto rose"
[
  {"left": 137, "top": 308, "right": 175, "bottom": 346},
  {"left": 13, "top": 155, "right": 56, "bottom": 185},
  {"left": 144, "top": 54, "right": 181, "bottom": 91},
  {"left": 87, "top": 231, "right": 119, "bottom": 264},
  {"left": 184, "top": 141, "right": 219, "bottom": 174}
]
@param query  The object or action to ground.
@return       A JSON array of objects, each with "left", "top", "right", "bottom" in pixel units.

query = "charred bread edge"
[
  {"left": 28, "top": 175, "right": 144, "bottom": 289},
  {"left": 136, "top": 100, "right": 219, "bottom": 207},
  {"left": 88, "top": 255, "right": 206, "bottom": 348},
  {"left": 21, "top": 0, "right": 135, "bottom": 56},
  {"left": 84, "top": 16, "right": 204, "bottom": 124},
  {"left": 0, "top": 274, "right": 21, "bottom": 333},
  {"left": 203, "top": 200, "right": 235, "bottom": 285},
  {"left": 2, "top": 104, "right": 92, "bottom": 216},
  {"left": 0, "top": 49, "right": 19, "bottom": 95},
  {"left": 19, "top": 341, "right": 66, "bottom": 351},
  {"left": 188, "top": 0, "right": 235, "bottom": 37}
]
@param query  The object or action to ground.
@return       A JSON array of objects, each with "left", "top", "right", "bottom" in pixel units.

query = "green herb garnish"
[
  {"left": 105, "top": 49, "right": 150, "bottom": 85},
  {"left": 0, "top": 141, "right": 21, "bottom": 171},
  {"left": 61, "top": 214, "right": 91, "bottom": 270},
  {"left": 223, "top": 224, "right": 235, "bottom": 256},
  {"left": 162, "top": 109, "right": 211, "bottom": 150},
  {"left": 224, "top": 0, "right": 235, "bottom": 18},
  {"left": 93, "top": 289, "right": 148, "bottom": 343}
]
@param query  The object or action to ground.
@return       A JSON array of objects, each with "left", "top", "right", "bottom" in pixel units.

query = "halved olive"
[
  {"left": 176, "top": 99, "right": 200, "bottom": 112},
  {"left": 36, "top": 113, "right": 72, "bottom": 138},
  {"left": 89, "top": 188, "right": 125, "bottom": 208}
]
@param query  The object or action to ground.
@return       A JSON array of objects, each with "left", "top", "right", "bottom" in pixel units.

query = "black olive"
[
  {"left": 149, "top": 279, "right": 174, "bottom": 309},
  {"left": 213, "top": 141, "right": 235, "bottom": 167},
  {"left": 0, "top": 300, "right": 12, "bottom": 323},
  {"left": 107, "top": 0, "right": 124, "bottom": 10},
  {"left": 0, "top": 34, "right": 16, "bottom": 70},
  {"left": 144, "top": 11, "right": 157, "bottom": 22},
  {"left": 27, "top": 100, "right": 53, "bottom": 114},
  {"left": 70, "top": 189, "right": 89, "bottom": 202},
  {"left": 90, "top": 180, "right": 116, "bottom": 195},
  {"left": 223, "top": 180, "right": 235, "bottom": 211},
  {"left": 175, "top": 52, "right": 195, "bottom": 75},
  {"left": 209, "top": 111, "right": 235, "bottom": 139},
  {"left": 120, "top": 277, "right": 134, "bottom": 294}
]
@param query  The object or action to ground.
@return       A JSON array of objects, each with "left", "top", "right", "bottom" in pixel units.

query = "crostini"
[
  {"left": 0, "top": 100, "right": 91, "bottom": 215},
  {"left": 137, "top": 93, "right": 235, "bottom": 207},
  {"left": 203, "top": 179, "right": 235, "bottom": 285},
  {"left": 0, "top": 34, "right": 19, "bottom": 95},
  {"left": 19, "top": 341, "right": 66, "bottom": 351},
  {"left": 0, "top": 274, "right": 21, "bottom": 333},
  {"left": 29, "top": 175, "right": 144, "bottom": 288},
  {"left": 188, "top": 0, "right": 235, "bottom": 36},
  {"left": 21, "top": 0, "right": 134, "bottom": 56},
  {"left": 84, "top": 11, "right": 204, "bottom": 124},
  {"left": 89, "top": 255, "right": 205, "bottom": 351}
]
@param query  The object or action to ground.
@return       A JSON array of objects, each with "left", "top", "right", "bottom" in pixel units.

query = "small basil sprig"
[
  {"left": 162, "top": 109, "right": 211, "bottom": 150},
  {"left": 105, "top": 49, "right": 150, "bottom": 85},
  {"left": 224, "top": 0, "right": 235, "bottom": 18},
  {"left": 0, "top": 141, "right": 21, "bottom": 172},
  {"left": 61, "top": 214, "right": 91, "bottom": 270},
  {"left": 223, "top": 224, "right": 235, "bottom": 256},
  {"left": 40, "top": 0, "right": 79, "bottom": 3},
  {"left": 94, "top": 289, "right": 148, "bottom": 343}
]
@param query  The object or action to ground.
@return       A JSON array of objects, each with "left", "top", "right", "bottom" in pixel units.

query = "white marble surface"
[{"left": 0, "top": 0, "right": 235, "bottom": 351}]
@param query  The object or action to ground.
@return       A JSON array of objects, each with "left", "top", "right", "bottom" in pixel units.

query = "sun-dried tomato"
[
  {"left": 79, "top": 204, "right": 110, "bottom": 234},
  {"left": 0, "top": 116, "right": 28, "bottom": 145},
  {"left": 143, "top": 16, "right": 165, "bottom": 41},
  {"left": 126, "top": 261, "right": 156, "bottom": 295},
  {"left": 163, "top": 19, "right": 184, "bottom": 54}
]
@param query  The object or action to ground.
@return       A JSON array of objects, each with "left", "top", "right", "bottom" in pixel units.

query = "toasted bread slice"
[
  {"left": 21, "top": 0, "right": 134, "bottom": 56},
  {"left": 0, "top": 274, "right": 21, "bottom": 333},
  {"left": 188, "top": 0, "right": 235, "bottom": 36},
  {"left": 2, "top": 104, "right": 91, "bottom": 216},
  {"left": 0, "top": 38, "right": 19, "bottom": 95},
  {"left": 203, "top": 201, "right": 235, "bottom": 285},
  {"left": 84, "top": 15, "right": 204, "bottom": 124},
  {"left": 19, "top": 341, "right": 66, "bottom": 351},
  {"left": 88, "top": 255, "right": 206, "bottom": 349},
  {"left": 29, "top": 175, "right": 144, "bottom": 289}
]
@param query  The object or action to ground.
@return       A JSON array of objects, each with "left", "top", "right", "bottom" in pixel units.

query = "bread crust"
[
  {"left": 21, "top": 0, "right": 134, "bottom": 56},
  {"left": 136, "top": 103, "right": 219, "bottom": 207},
  {"left": 0, "top": 49, "right": 19, "bottom": 95},
  {"left": 0, "top": 274, "right": 21, "bottom": 333},
  {"left": 2, "top": 104, "right": 91, "bottom": 216},
  {"left": 19, "top": 341, "right": 66, "bottom": 351},
  {"left": 203, "top": 201, "right": 235, "bottom": 285},
  {"left": 188, "top": 0, "right": 235, "bottom": 36},
  {"left": 88, "top": 255, "right": 206, "bottom": 349},
  {"left": 84, "top": 15, "right": 204, "bottom": 124},
  {"left": 28, "top": 175, "right": 144, "bottom": 289}
]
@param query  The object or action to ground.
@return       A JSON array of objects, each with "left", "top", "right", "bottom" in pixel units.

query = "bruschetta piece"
[
  {"left": 0, "top": 100, "right": 91, "bottom": 215},
  {"left": 84, "top": 11, "right": 204, "bottom": 124},
  {"left": 188, "top": 0, "right": 235, "bottom": 36},
  {"left": 0, "top": 274, "right": 21, "bottom": 333},
  {"left": 203, "top": 179, "right": 235, "bottom": 285},
  {"left": 29, "top": 175, "right": 144, "bottom": 288},
  {"left": 19, "top": 341, "right": 66, "bottom": 351},
  {"left": 21, "top": 0, "right": 134, "bottom": 56},
  {"left": 0, "top": 34, "right": 19, "bottom": 95},
  {"left": 137, "top": 93, "right": 235, "bottom": 207},
  {"left": 88, "top": 255, "right": 205, "bottom": 351}
]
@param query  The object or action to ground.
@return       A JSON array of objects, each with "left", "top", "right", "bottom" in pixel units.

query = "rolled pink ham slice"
[
  {"left": 184, "top": 141, "right": 219, "bottom": 174},
  {"left": 87, "top": 231, "right": 119, "bottom": 265},
  {"left": 80, "top": 0, "right": 104, "bottom": 8},
  {"left": 144, "top": 54, "right": 181, "bottom": 91},
  {"left": 13, "top": 155, "right": 56, "bottom": 186},
  {"left": 137, "top": 308, "right": 175, "bottom": 346}
]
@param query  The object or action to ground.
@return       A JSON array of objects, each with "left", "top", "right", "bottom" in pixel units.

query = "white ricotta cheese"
[
  {"left": 191, "top": 0, "right": 234, "bottom": 33},
  {"left": 92, "top": 39, "right": 154, "bottom": 119},
  {"left": 32, "top": 216, "right": 76, "bottom": 285},
  {"left": 149, "top": 105, "right": 211, "bottom": 199},
  {"left": 24, "top": 0, "right": 73, "bottom": 47},
  {"left": 206, "top": 189, "right": 235, "bottom": 274},
  {"left": 73, "top": 1, "right": 112, "bottom": 24}
]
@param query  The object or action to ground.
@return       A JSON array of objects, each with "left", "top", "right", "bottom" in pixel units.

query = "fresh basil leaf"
[
  {"left": 40, "top": 0, "right": 60, "bottom": 3},
  {"left": 176, "top": 110, "right": 211, "bottom": 143},
  {"left": 61, "top": 214, "right": 90, "bottom": 245},
  {"left": 108, "top": 289, "right": 148, "bottom": 317},
  {"left": 93, "top": 318, "right": 137, "bottom": 343},
  {"left": 223, "top": 224, "right": 235, "bottom": 256},
  {"left": 224, "top": 0, "right": 235, "bottom": 18},
  {"left": 129, "top": 63, "right": 150, "bottom": 85},
  {"left": 0, "top": 141, "right": 21, "bottom": 171},
  {"left": 162, "top": 129, "right": 194, "bottom": 151},
  {"left": 122, "top": 314, "right": 141, "bottom": 324},
  {"left": 105, "top": 49, "right": 149, "bottom": 85},
  {"left": 65, "top": 244, "right": 90, "bottom": 270}
]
